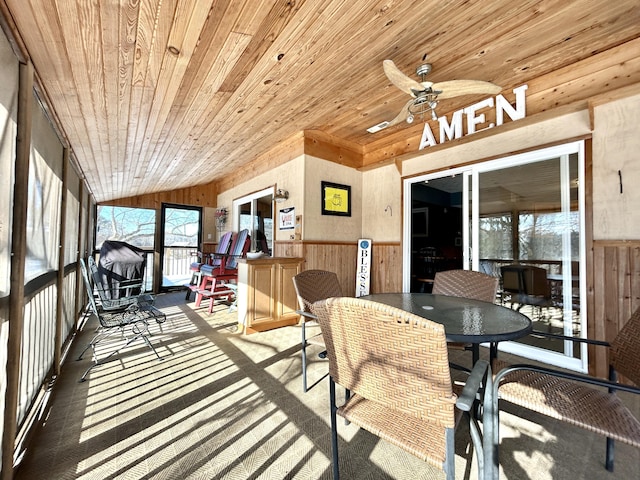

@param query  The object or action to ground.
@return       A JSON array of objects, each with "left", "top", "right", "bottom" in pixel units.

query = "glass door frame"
[
  {"left": 403, "top": 140, "right": 587, "bottom": 372},
  {"left": 232, "top": 186, "right": 275, "bottom": 254},
  {"left": 159, "top": 203, "right": 202, "bottom": 290}
]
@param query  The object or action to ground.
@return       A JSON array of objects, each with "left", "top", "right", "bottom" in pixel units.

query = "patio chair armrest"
[
  {"left": 456, "top": 359, "right": 490, "bottom": 412},
  {"left": 529, "top": 330, "right": 610, "bottom": 347},
  {"left": 494, "top": 363, "right": 640, "bottom": 396},
  {"left": 116, "top": 279, "right": 143, "bottom": 288},
  {"left": 296, "top": 309, "right": 318, "bottom": 321}
]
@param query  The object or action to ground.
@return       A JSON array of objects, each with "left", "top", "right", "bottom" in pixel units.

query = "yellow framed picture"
[{"left": 322, "top": 181, "right": 351, "bottom": 216}]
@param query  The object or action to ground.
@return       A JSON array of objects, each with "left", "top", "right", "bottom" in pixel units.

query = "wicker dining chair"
[
  {"left": 292, "top": 269, "right": 343, "bottom": 392},
  {"left": 432, "top": 269, "right": 499, "bottom": 365},
  {"left": 312, "top": 297, "right": 490, "bottom": 480},
  {"left": 489, "top": 307, "right": 640, "bottom": 476}
]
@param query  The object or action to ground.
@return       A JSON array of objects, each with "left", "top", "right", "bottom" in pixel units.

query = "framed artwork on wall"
[
  {"left": 321, "top": 181, "right": 351, "bottom": 216},
  {"left": 279, "top": 207, "right": 295, "bottom": 230}
]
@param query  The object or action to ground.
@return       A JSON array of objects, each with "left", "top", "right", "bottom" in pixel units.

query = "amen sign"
[{"left": 419, "top": 84, "right": 529, "bottom": 150}]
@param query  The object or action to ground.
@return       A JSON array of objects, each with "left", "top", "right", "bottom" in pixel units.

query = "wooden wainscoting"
[
  {"left": 590, "top": 240, "right": 640, "bottom": 378},
  {"left": 273, "top": 241, "right": 402, "bottom": 297}
]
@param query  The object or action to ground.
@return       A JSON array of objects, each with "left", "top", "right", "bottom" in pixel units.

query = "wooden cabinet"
[{"left": 237, "top": 257, "right": 303, "bottom": 334}]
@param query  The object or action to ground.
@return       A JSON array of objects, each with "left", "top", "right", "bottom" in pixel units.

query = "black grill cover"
[{"left": 98, "top": 241, "right": 146, "bottom": 299}]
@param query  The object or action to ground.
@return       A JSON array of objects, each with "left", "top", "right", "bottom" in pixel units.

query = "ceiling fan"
[{"left": 367, "top": 58, "right": 502, "bottom": 133}]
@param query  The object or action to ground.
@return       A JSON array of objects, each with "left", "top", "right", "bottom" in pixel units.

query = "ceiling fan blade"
[
  {"left": 383, "top": 60, "right": 424, "bottom": 97},
  {"left": 386, "top": 99, "right": 415, "bottom": 127},
  {"left": 432, "top": 79, "right": 502, "bottom": 99},
  {"left": 367, "top": 99, "right": 414, "bottom": 133}
]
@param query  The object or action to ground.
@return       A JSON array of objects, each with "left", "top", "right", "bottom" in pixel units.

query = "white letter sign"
[{"left": 418, "top": 84, "right": 528, "bottom": 150}]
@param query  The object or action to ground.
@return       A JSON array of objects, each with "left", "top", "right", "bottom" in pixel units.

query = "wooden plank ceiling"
[{"left": 2, "top": 0, "right": 640, "bottom": 202}]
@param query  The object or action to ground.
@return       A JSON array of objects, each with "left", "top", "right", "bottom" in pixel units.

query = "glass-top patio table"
[{"left": 360, "top": 293, "right": 532, "bottom": 362}]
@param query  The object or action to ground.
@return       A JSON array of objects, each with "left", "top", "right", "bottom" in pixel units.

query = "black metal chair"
[
  {"left": 87, "top": 255, "right": 153, "bottom": 311},
  {"left": 78, "top": 258, "right": 166, "bottom": 382}
]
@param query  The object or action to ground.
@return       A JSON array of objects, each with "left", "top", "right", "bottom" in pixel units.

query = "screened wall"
[
  {"left": 0, "top": 26, "right": 93, "bottom": 476},
  {"left": 0, "top": 21, "right": 19, "bottom": 475}
]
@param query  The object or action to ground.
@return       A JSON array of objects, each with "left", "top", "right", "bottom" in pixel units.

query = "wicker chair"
[
  {"left": 489, "top": 307, "right": 640, "bottom": 476},
  {"left": 312, "top": 297, "right": 490, "bottom": 480},
  {"left": 432, "top": 269, "right": 499, "bottom": 365},
  {"left": 292, "top": 269, "right": 343, "bottom": 392}
]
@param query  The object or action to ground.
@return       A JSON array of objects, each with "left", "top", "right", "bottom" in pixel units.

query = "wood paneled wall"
[
  {"left": 274, "top": 241, "right": 402, "bottom": 297},
  {"left": 101, "top": 182, "right": 218, "bottom": 209},
  {"left": 590, "top": 240, "right": 640, "bottom": 378}
]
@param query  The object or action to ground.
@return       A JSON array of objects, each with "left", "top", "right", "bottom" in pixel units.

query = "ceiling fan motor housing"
[{"left": 416, "top": 63, "right": 432, "bottom": 78}]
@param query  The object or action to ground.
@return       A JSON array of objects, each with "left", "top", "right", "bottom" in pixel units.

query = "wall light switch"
[{"left": 207, "top": 233, "right": 212, "bottom": 239}]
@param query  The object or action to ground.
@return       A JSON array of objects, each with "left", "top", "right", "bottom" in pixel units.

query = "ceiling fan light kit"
[
  {"left": 366, "top": 121, "right": 390, "bottom": 133},
  {"left": 368, "top": 57, "right": 502, "bottom": 133}
]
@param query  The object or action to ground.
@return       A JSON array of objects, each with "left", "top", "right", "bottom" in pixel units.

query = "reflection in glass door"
[
  {"left": 234, "top": 187, "right": 274, "bottom": 255},
  {"left": 405, "top": 141, "right": 586, "bottom": 371},
  {"left": 472, "top": 143, "right": 585, "bottom": 371}
]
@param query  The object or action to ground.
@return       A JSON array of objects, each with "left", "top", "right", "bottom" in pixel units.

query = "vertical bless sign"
[{"left": 356, "top": 239, "right": 372, "bottom": 297}]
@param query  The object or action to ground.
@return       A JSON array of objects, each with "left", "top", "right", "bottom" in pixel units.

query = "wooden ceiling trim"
[
  {"left": 303, "top": 130, "right": 362, "bottom": 169},
  {"left": 101, "top": 180, "right": 219, "bottom": 210}
]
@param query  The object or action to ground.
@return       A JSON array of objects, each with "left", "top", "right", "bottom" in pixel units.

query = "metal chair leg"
[
  {"left": 302, "top": 322, "right": 308, "bottom": 392},
  {"left": 606, "top": 437, "right": 614, "bottom": 471},
  {"left": 330, "top": 377, "right": 340, "bottom": 480}
]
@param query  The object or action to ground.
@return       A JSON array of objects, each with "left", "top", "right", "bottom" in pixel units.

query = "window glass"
[
  {"left": 162, "top": 207, "right": 199, "bottom": 247},
  {"left": 96, "top": 206, "right": 156, "bottom": 249}
]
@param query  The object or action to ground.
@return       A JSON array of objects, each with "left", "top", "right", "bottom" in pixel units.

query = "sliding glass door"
[{"left": 404, "top": 141, "right": 586, "bottom": 371}]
